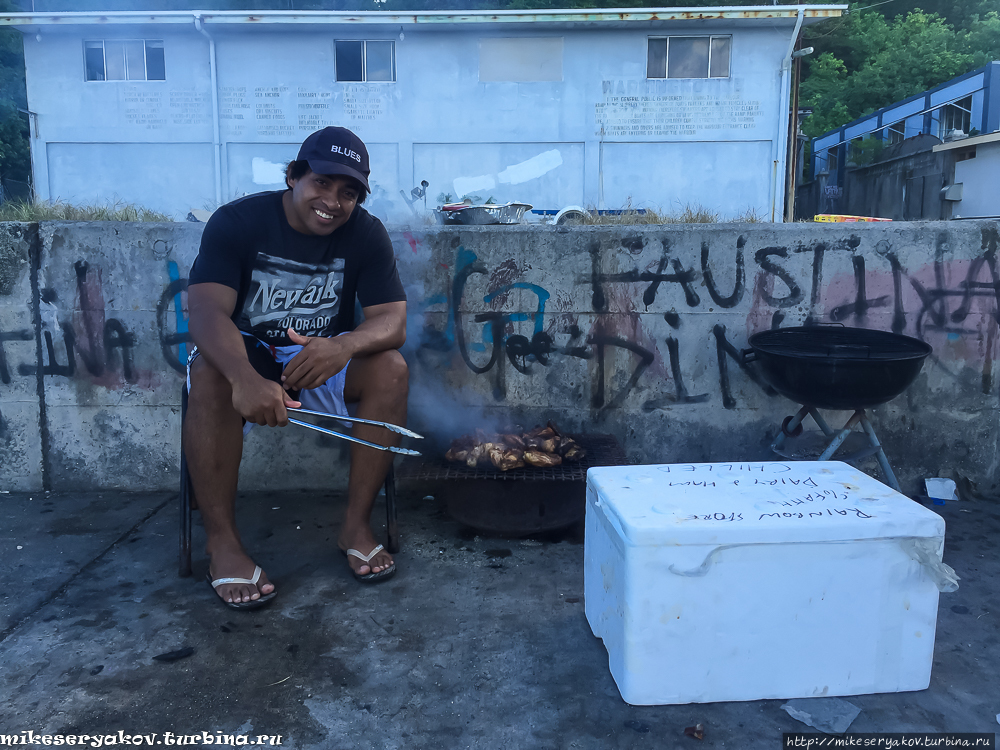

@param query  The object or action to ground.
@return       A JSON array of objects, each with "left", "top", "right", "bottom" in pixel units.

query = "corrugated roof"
[{"left": 0, "top": 5, "right": 845, "bottom": 29}]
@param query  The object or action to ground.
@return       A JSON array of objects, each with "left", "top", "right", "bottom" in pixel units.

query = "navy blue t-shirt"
[{"left": 189, "top": 191, "right": 405, "bottom": 347}]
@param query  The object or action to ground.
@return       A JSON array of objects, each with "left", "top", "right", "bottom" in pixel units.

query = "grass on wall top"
[{"left": 0, "top": 199, "right": 172, "bottom": 222}]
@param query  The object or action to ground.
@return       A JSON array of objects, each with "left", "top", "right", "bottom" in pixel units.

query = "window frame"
[
  {"left": 826, "top": 145, "right": 839, "bottom": 174},
  {"left": 939, "top": 96, "right": 972, "bottom": 139},
  {"left": 646, "top": 35, "right": 732, "bottom": 80},
  {"left": 83, "top": 39, "right": 165, "bottom": 82},
  {"left": 886, "top": 121, "right": 905, "bottom": 145},
  {"left": 334, "top": 39, "right": 396, "bottom": 83}
]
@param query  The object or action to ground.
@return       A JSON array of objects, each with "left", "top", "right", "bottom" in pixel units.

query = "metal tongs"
[{"left": 286, "top": 407, "right": 423, "bottom": 456}]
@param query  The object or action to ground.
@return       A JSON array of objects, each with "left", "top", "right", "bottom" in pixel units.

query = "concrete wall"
[
  {"left": 2, "top": 219, "right": 999, "bottom": 496},
  {"left": 797, "top": 135, "right": 953, "bottom": 221},
  {"left": 843, "top": 145, "right": 950, "bottom": 221},
  {"left": 20, "top": 20, "right": 792, "bottom": 221}
]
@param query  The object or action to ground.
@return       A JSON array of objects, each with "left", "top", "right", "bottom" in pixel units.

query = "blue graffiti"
[
  {"left": 479, "top": 283, "right": 551, "bottom": 350},
  {"left": 168, "top": 260, "right": 189, "bottom": 368}
]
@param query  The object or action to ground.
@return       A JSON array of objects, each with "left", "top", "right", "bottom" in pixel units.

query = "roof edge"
[{"left": 0, "top": 5, "right": 847, "bottom": 27}]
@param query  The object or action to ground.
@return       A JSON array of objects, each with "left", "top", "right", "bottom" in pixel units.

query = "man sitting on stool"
[{"left": 184, "top": 126, "right": 407, "bottom": 609}]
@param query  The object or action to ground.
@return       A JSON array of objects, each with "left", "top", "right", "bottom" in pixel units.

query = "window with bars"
[
  {"left": 826, "top": 145, "right": 839, "bottom": 174},
  {"left": 335, "top": 40, "right": 395, "bottom": 82},
  {"left": 84, "top": 40, "right": 165, "bottom": 82},
  {"left": 939, "top": 96, "right": 972, "bottom": 138},
  {"left": 647, "top": 36, "right": 731, "bottom": 79},
  {"left": 886, "top": 121, "right": 905, "bottom": 145}
]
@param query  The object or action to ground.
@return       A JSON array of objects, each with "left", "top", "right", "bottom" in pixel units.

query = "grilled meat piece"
[
  {"left": 489, "top": 446, "right": 525, "bottom": 471},
  {"left": 557, "top": 437, "right": 583, "bottom": 456},
  {"left": 465, "top": 444, "right": 487, "bottom": 468},
  {"left": 523, "top": 450, "right": 562, "bottom": 467},
  {"left": 523, "top": 434, "right": 558, "bottom": 453},
  {"left": 501, "top": 433, "right": 525, "bottom": 450},
  {"left": 446, "top": 421, "right": 582, "bottom": 468},
  {"left": 445, "top": 446, "right": 469, "bottom": 462}
]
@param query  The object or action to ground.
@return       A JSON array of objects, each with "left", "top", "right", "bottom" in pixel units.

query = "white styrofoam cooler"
[{"left": 584, "top": 461, "right": 955, "bottom": 706}]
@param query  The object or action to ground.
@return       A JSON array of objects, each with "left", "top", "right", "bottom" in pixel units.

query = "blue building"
[{"left": 809, "top": 61, "right": 1000, "bottom": 185}]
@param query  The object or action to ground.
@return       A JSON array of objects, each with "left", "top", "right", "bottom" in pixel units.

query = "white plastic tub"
[{"left": 584, "top": 461, "right": 957, "bottom": 705}]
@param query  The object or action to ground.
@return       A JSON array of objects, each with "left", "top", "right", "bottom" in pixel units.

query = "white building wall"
[
  {"left": 953, "top": 142, "right": 1000, "bottom": 218},
  {"left": 19, "top": 20, "right": 793, "bottom": 221}
]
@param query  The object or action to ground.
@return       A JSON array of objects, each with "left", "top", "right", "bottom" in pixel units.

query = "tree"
[
  {"left": 799, "top": 7, "right": 986, "bottom": 140},
  {"left": 0, "top": 0, "right": 29, "bottom": 189}
]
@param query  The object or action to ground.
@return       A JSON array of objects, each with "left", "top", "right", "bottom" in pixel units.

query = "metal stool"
[{"left": 178, "top": 385, "right": 399, "bottom": 577}]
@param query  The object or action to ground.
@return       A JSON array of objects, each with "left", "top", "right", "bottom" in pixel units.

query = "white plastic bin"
[{"left": 584, "top": 461, "right": 955, "bottom": 705}]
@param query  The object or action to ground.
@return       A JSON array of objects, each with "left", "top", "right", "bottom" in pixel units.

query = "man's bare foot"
[
  {"left": 338, "top": 526, "right": 394, "bottom": 579},
  {"left": 207, "top": 546, "right": 275, "bottom": 606}
]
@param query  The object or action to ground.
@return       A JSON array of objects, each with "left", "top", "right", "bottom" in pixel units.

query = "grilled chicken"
[
  {"left": 489, "top": 446, "right": 525, "bottom": 471},
  {"left": 523, "top": 450, "right": 562, "bottom": 467},
  {"left": 446, "top": 422, "right": 581, "bottom": 470}
]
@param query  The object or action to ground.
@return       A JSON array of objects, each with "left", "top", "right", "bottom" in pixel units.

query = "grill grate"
[{"left": 395, "top": 434, "right": 627, "bottom": 482}]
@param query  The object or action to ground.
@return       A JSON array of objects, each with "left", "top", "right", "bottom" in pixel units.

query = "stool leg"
[
  {"left": 384, "top": 464, "right": 399, "bottom": 554},
  {"left": 179, "top": 386, "right": 193, "bottom": 578}
]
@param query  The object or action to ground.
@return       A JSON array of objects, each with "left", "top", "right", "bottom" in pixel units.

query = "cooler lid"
[{"left": 586, "top": 461, "right": 944, "bottom": 546}]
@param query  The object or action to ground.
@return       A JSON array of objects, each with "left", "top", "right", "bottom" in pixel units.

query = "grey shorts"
[{"left": 187, "top": 333, "right": 349, "bottom": 434}]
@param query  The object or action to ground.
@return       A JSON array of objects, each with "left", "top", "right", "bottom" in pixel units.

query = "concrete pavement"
[{"left": 1, "top": 483, "right": 998, "bottom": 749}]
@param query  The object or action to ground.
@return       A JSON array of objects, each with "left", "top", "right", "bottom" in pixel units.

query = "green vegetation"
[
  {"left": 849, "top": 135, "right": 886, "bottom": 167},
  {"left": 800, "top": 4, "right": 1000, "bottom": 142},
  {"left": 0, "top": 199, "right": 172, "bottom": 222},
  {"left": 0, "top": 0, "right": 29, "bottom": 193}
]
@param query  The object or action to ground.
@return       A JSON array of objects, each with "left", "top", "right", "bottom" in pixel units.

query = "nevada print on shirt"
[{"left": 240, "top": 253, "right": 344, "bottom": 340}]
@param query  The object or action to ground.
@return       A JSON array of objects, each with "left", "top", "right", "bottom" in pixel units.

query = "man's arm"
[
  {"left": 187, "top": 282, "right": 300, "bottom": 426},
  {"left": 281, "top": 300, "right": 406, "bottom": 391}
]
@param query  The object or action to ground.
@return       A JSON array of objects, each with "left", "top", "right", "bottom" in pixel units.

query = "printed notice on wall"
[
  {"left": 220, "top": 86, "right": 249, "bottom": 137},
  {"left": 342, "top": 86, "right": 385, "bottom": 122},
  {"left": 297, "top": 87, "right": 333, "bottom": 132},
  {"left": 168, "top": 89, "right": 210, "bottom": 127},
  {"left": 255, "top": 86, "right": 294, "bottom": 137},
  {"left": 595, "top": 79, "right": 761, "bottom": 138},
  {"left": 123, "top": 86, "right": 165, "bottom": 130}
]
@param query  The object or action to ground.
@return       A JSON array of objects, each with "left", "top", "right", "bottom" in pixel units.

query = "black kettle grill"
[{"left": 742, "top": 326, "right": 932, "bottom": 490}]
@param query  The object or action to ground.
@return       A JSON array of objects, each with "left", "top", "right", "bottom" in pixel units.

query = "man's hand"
[
  {"left": 231, "top": 373, "right": 302, "bottom": 427},
  {"left": 281, "top": 328, "right": 354, "bottom": 390}
]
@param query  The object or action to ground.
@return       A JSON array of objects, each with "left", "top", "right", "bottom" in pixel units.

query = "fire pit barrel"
[{"left": 397, "top": 434, "right": 627, "bottom": 536}]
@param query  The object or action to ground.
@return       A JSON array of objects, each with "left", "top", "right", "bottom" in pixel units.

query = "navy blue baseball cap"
[{"left": 297, "top": 126, "right": 371, "bottom": 192}]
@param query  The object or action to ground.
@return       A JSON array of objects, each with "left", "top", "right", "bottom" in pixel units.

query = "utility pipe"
[
  {"left": 194, "top": 14, "right": 223, "bottom": 208},
  {"left": 770, "top": 6, "right": 804, "bottom": 222}
]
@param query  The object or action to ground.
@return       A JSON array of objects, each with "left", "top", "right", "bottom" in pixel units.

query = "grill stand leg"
[
  {"left": 772, "top": 407, "right": 901, "bottom": 492},
  {"left": 817, "top": 410, "right": 864, "bottom": 460},
  {"left": 858, "top": 412, "right": 900, "bottom": 491},
  {"left": 771, "top": 406, "right": 809, "bottom": 453}
]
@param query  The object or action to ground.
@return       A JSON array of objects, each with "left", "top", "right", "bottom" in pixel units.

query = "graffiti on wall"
[
  {"left": 412, "top": 225, "right": 1000, "bottom": 411},
  {"left": 1, "top": 226, "right": 998, "bottom": 417}
]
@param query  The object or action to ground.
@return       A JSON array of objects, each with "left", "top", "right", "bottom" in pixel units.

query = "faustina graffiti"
[{"left": 414, "top": 225, "right": 1000, "bottom": 410}]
